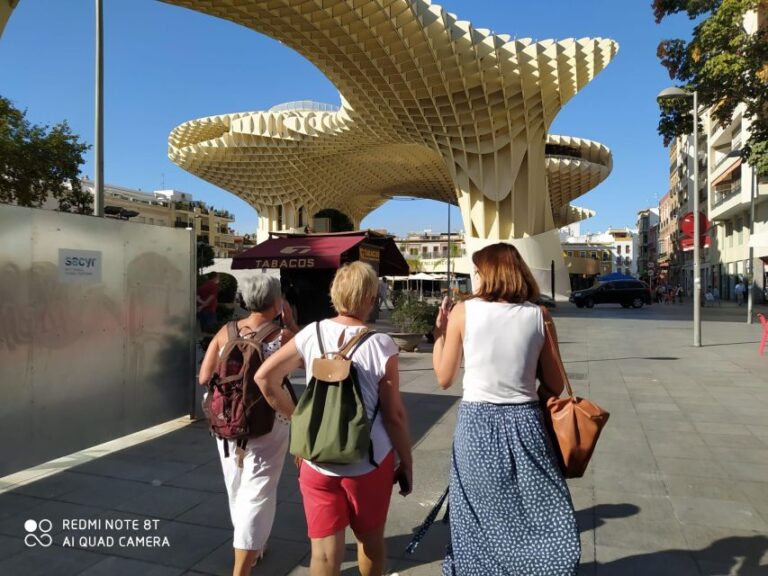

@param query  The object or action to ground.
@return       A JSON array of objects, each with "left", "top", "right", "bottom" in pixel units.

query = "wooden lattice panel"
[{"left": 164, "top": 0, "right": 618, "bottom": 239}]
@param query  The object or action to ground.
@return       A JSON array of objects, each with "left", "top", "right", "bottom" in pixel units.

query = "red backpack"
[{"left": 204, "top": 321, "right": 296, "bottom": 460}]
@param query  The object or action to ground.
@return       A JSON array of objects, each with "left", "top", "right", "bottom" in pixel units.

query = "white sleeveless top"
[{"left": 462, "top": 299, "right": 545, "bottom": 404}]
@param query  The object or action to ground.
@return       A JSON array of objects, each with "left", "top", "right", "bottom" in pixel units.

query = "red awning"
[{"left": 232, "top": 235, "right": 365, "bottom": 270}]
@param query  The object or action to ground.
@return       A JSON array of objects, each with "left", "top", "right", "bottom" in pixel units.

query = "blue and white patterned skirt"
[{"left": 443, "top": 401, "right": 580, "bottom": 576}]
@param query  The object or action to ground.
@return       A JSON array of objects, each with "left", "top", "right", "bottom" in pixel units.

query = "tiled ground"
[{"left": 1, "top": 303, "right": 767, "bottom": 575}]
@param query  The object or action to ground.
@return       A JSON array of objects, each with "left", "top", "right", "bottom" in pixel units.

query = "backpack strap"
[
  {"left": 339, "top": 330, "right": 376, "bottom": 359},
  {"left": 250, "top": 321, "right": 281, "bottom": 346},
  {"left": 315, "top": 321, "right": 325, "bottom": 356},
  {"left": 226, "top": 320, "right": 239, "bottom": 342}
]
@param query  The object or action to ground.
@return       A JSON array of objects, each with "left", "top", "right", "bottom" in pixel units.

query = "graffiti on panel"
[{"left": 0, "top": 262, "right": 121, "bottom": 352}]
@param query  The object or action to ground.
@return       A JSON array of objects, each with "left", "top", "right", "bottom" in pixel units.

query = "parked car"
[{"left": 570, "top": 280, "right": 652, "bottom": 309}]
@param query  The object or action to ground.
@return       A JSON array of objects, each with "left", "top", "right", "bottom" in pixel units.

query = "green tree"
[
  {"left": 197, "top": 243, "right": 215, "bottom": 275},
  {"left": 0, "top": 96, "right": 92, "bottom": 212},
  {"left": 653, "top": 0, "right": 768, "bottom": 175}
]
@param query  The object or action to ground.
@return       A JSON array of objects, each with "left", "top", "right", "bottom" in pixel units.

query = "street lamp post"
[
  {"left": 94, "top": 0, "right": 104, "bottom": 217},
  {"left": 446, "top": 201, "right": 451, "bottom": 298},
  {"left": 748, "top": 167, "right": 757, "bottom": 324},
  {"left": 657, "top": 87, "right": 701, "bottom": 347}
]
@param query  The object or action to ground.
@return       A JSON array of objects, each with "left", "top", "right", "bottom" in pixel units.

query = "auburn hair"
[{"left": 471, "top": 243, "right": 540, "bottom": 303}]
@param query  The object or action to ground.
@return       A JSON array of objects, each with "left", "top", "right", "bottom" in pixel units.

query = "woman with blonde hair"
[
  {"left": 256, "top": 261, "right": 412, "bottom": 576},
  {"left": 432, "top": 243, "right": 580, "bottom": 575}
]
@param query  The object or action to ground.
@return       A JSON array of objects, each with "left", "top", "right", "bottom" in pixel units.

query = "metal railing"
[{"left": 712, "top": 181, "right": 742, "bottom": 208}]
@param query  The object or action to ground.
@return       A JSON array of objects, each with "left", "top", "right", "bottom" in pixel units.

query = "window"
[
  {"left": 590, "top": 251, "right": 597, "bottom": 260},
  {"left": 736, "top": 218, "right": 743, "bottom": 245},
  {"left": 409, "top": 248, "right": 418, "bottom": 256},
  {"left": 616, "top": 245, "right": 622, "bottom": 254},
  {"left": 422, "top": 246, "right": 428, "bottom": 254},
  {"left": 579, "top": 251, "right": 586, "bottom": 258}
]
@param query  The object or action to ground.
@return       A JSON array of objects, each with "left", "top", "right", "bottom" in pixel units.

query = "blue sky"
[{"left": 0, "top": 0, "right": 695, "bottom": 236}]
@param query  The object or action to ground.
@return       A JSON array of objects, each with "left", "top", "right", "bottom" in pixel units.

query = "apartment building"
[
  {"left": 395, "top": 230, "right": 466, "bottom": 274},
  {"left": 636, "top": 208, "right": 660, "bottom": 284},
  {"left": 561, "top": 227, "right": 638, "bottom": 288},
  {"left": 658, "top": 6, "right": 768, "bottom": 301},
  {"left": 77, "top": 179, "right": 238, "bottom": 258},
  {"left": 705, "top": 98, "right": 768, "bottom": 300}
]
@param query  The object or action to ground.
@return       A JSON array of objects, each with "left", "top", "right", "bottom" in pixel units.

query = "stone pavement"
[{"left": 1, "top": 302, "right": 767, "bottom": 575}]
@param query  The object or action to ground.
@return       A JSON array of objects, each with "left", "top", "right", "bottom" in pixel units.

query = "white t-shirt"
[
  {"left": 293, "top": 319, "right": 398, "bottom": 477},
  {"left": 461, "top": 299, "right": 545, "bottom": 404}
]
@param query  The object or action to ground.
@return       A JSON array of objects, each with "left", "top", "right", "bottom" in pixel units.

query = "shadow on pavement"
[
  {"left": 579, "top": 535, "right": 768, "bottom": 576},
  {"left": 0, "top": 386, "right": 460, "bottom": 576},
  {"left": 575, "top": 503, "right": 640, "bottom": 532},
  {"left": 382, "top": 503, "right": 642, "bottom": 573}
]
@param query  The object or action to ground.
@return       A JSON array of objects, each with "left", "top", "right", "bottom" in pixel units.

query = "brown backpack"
[{"left": 205, "top": 321, "right": 296, "bottom": 459}]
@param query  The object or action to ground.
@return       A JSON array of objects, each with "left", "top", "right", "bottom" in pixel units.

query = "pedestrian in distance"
[
  {"left": 676, "top": 284, "right": 683, "bottom": 304},
  {"left": 735, "top": 280, "right": 745, "bottom": 306},
  {"left": 197, "top": 272, "right": 220, "bottom": 334},
  {"left": 378, "top": 276, "right": 393, "bottom": 311},
  {"left": 432, "top": 243, "right": 580, "bottom": 576},
  {"left": 255, "top": 261, "right": 413, "bottom": 576},
  {"left": 198, "top": 275, "right": 300, "bottom": 576}
]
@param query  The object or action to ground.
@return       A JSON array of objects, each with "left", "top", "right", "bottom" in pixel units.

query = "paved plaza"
[{"left": 1, "top": 302, "right": 767, "bottom": 575}]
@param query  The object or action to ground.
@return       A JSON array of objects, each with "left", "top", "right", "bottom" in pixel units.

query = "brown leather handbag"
[{"left": 537, "top": 308, "right": 609, "bottom": 478}]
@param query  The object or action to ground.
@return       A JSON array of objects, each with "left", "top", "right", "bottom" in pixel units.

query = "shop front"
[{"left": 232, "top": 231, "right": 408, "bottom": 324}]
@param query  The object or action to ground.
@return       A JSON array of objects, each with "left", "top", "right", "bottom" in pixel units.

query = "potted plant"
[{"left": 389, "top": 294, "right": 437, "bottom": 352}]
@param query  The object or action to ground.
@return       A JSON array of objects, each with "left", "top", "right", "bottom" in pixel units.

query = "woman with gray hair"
[{"left": 199, "top": 273, "right": 299, "bottom": 576}]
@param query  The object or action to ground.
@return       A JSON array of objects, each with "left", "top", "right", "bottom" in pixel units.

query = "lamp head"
[{"left": 657, "top": 86, "right": 692, "bottom": 100}]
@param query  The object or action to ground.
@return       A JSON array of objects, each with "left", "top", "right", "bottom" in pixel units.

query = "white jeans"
[{"left": 217, "top": 420, "right": 289, "bottom": 550}]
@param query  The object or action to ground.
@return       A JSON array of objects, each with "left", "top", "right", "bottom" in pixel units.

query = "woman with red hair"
[{"left": 432, "top": 243, "right": 580, "bottom": 576}]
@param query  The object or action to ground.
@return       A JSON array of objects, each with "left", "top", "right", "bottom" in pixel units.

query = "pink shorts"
[{"left": 299, "top": 452, "right": 395, "bottom": 539}]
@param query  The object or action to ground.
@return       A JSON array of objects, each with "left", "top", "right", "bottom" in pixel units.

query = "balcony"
[{"left": 713, "top": 181, "right": 741, "bottom": 207}]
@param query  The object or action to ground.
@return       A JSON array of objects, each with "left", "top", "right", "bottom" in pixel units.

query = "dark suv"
[{"left": 570, "top": 280, "right": 652, "bottom": 309}]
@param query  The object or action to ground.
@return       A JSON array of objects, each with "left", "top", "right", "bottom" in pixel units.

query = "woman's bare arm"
[
  {"left": 198, "top": 329, "right": 225, "bottom": 385},
  {"left": 254, "top": 340, "right": 303, "bottom": 416},
  {"left": 378, "top": 354, "right": 413, "bottom": 495},
  {"left": 432, "top": 301, "right": 464, "bottom": 389}
]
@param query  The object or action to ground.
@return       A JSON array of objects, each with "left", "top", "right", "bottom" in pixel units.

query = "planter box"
[{"left": 389, "top": 332, "right": 424, "bottom": 352}]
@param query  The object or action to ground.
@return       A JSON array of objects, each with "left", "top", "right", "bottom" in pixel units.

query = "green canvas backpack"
[{"left": 290, "top": 322, "right": 378, "bottom": 466}]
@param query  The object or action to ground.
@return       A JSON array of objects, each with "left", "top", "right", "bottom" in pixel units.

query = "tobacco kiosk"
[{"left": 232, "top": 230, "right": 408, "bottom": 325}]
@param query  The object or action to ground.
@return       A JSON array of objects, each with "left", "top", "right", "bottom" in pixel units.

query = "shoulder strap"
[
  {"left": 315, "top": 321, "right": 325, "bottom": 355},
  {"left": 251, "top": 321, "right": 280, "bottom": 345},
  {"left": 340, "top": 330, "right": 376, "bottom": 359},
  {"left": 539, "top": 305, "right": 574, "bottom": 399},
  {"left": 226, "top": 320, "right": 239, "bottom": 342}
]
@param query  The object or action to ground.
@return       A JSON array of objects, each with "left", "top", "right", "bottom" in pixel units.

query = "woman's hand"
[
  {"left": 281, "top": 301, "right": 299, "bottom": 333},
  {"left": 394, "top": 462, "right": 413, "bottom": 497},
  {"left": 434, "top": 296, "right": 453, "bottom": 335}
]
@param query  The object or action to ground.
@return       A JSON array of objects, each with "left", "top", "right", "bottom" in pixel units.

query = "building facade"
[
  {"left": 69, "top": 180, "right": 238, "bottom": 258},
  {"left": 395, "top": 230, "right": 467, "bottom": 275},
  {"left": 656, "top": 6, "right": 767, "bottom": 301},
  {"left": 705, "top": 99, "right": 768, "bottom": 301},
  {"left": 636, "top": 208, "right": 660, "bottom": 284},
  {"left": 561, "top": 227, "right": 638, "bottom": 290}
]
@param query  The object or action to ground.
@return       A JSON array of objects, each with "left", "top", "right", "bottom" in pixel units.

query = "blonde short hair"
[{"left": 330, "top": 261, "right": 378, "bottom": 318}]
